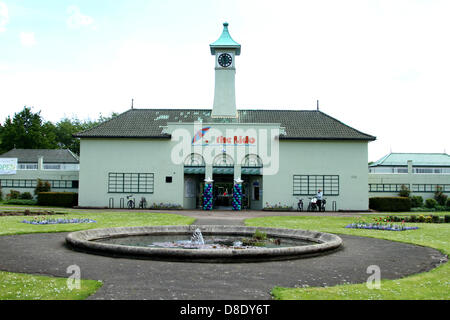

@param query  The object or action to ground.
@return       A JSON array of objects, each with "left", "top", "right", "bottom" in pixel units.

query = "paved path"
[{"left": 0, "top": 211, "right": 446, "bottom": 300}]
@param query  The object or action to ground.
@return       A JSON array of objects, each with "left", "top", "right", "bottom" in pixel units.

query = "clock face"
[{"left": 218, "top": 53, "right": 233, "bottom": 68}]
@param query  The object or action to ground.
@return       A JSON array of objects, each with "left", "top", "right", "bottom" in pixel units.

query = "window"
[
  {"left": 18, "top": 164, "right": 38, "bottom": 170},
  {"left": 108, "top": 173, "right": 154, "bottom": 194},
  {"left": 242, "top": 154, "right": 263, "bottom": 168},
  {"left": 43, "top": 164, "right": 62, "bottom": 170},
  {"left": 184, "top": 153, "right": 205, "bottom": 167},
  {"left": 213, "top": 154, "right": 234, "bottom": 167},
  {"left": 0, "top": 179, "right": 73, "bottom": 189},
  {"left": 293, "top": 175, "right": 339, "bottom": 196},
  {"left": 369, "top": 184, "right": 409, "bottom": 192},
  {"left": 412, "top": 184, "right": 450, "bottom": 193}
]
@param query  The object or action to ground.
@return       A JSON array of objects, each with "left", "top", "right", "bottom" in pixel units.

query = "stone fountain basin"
[{"left": 65, "top": 225, "right": 343, "bottom": 262}]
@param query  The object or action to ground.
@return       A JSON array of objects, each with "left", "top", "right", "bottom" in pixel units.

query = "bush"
[
  {"left": 0, "top": 187, "right": 2, "bottom": 201},
  {"left": 446, "top": 198, "right": 450, "bottom": 209},
  {"left": 369, "top": 197, "right": 411, "bottom": 212},
  {"left": 411, "top": 207, "right": 435, "bottom": 212},
  {"left": 7, "top": 190, "right": 21, "bottom": 200},
  {"left": 445, "top": 215, "right": 450, "bottom": 223},
  {"left": 399, "top": 185, "right": 410, "bottom": 197},
  {"left": 5, "top": 199, "right": 37, "bottom": 206},
  {"left": 431, "top": 215, "right": 440, "bottom": 223},
  {"left": 425, "top": 198, "right": 438, "bottom": 209},
  {"left": 37, "top": 192, "right": 78, "bottom": 208},
  {"left": 34, "top": 179, "right": 51, "bottom": 196},
  {"left": 19, "top": 192, "right": 33, "bottom": 200},
  {"left": 410, "top": 195, "right": 423, "bottom": 208},
  {"left": 434, "top": 186, "right": 448, "bottom": 206}
]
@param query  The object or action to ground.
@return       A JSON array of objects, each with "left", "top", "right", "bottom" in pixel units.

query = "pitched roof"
[
  {"left": 370, "top": 153, "right": 450, "bottom": 167},
  {"left": 210, "top": 22, "right": 241, "bottom": 55},
  {"left": 74, "top": 108, "right": 376, "bottom": 141},
  {"left": 0, "top": 149, "right": 79, "bottom": 164}
]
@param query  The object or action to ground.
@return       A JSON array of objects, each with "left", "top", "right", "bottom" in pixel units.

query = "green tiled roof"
[
  {"left": 210, "top": 22, "right": 241, "bottom": 55},
  {"left": 0, "top": 149, "right": 79, "bottom": 163},
  {"left": 74, "top": 109, "right": 376, "bottom": 141},
  {"left": 370, "top": 153, "right": 450, "bottom": 167}
]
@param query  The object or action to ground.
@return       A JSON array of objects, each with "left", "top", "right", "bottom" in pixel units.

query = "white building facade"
[
  {"left": 0, "top": 149, "right": 79, "bottom": 197},
  {"left": 75, "top": 23, "right": 376, "bottom": 211},
  {"left": 369, "top": 153, "right": 450, "bottom": 200}
]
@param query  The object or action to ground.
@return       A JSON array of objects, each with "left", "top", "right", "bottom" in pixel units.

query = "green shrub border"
[
  {"left": 37, "top": 192, "right": 78, "bottom": 208},
  {"left": 369, "top": 197, "right": 411, "bottom": 212}
]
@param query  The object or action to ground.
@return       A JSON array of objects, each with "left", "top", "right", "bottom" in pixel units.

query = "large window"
[
  {"left": 108, "top": 173, "right": 154, "bottom": 194},
  {"left": 0, "top": 179, "right": 78, "bottom": 189},
  {"left": 369, "top": 184, "right": 410, "bottom": 192},
  {"left": 293, "top": 175, "right": 339, "bottom": 196},
  {"left": 412, "top": 184, "right": 450, "bottom": 193}
]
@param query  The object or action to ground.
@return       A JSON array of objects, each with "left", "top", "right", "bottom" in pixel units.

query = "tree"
[
  {"left": 34, "top": 179, "right": 51, "bottom": 196},
  {"left": 0, "top": 108, "right": 119, "bottom": 155},
  {"left": 0, "top": 106, "right": 58, "bottom": 153},
  {"left": 399, "top": 184, "right": 410, "bottom": 198},
  {"left": 55, "top": 112, "right": 119, "bottom": 155}
]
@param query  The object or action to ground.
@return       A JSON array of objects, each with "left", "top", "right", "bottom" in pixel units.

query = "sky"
[{"left": 0, "top": 0, "right": 449, "bottom": 162}]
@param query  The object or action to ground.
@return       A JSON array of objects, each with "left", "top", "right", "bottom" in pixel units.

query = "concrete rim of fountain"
[{"left": 65, "top": 225, "right": 343, "bottom": 262}]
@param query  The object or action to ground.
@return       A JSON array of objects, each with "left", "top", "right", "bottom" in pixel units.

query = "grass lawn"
[
  {"left": 0, "top": 272, "right": 103, "bottom": 300},
  {"left": 0, "top": 209, "right": 195, "bottom": 300},
  {"left": 0, "top": 210, "right": 195, "bottom": 236},
  {"left": 245, "top": 215, "right": 450, "bottom": 300}
]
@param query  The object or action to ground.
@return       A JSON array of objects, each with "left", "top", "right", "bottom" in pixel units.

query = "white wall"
[
  {"left": 78, "top": 138, "right": 184, "bottom": 207},
  {"left": 263, "top": 140, "right": 369, "bottom": 211},
  {"left": 78, "top": 136, "right": 370, "bottom": 211}
]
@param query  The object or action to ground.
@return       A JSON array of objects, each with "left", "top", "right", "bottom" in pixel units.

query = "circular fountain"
[{"left": 66, "top": 225, "right": 343, "bottom": 262}]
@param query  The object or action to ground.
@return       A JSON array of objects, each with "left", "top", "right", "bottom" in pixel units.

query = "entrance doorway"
[{"left": 212, "top": 174, "right": 234, "bottom": 210}]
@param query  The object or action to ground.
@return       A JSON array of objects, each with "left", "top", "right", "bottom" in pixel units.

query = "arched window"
[
  {"left": 213, "top": 153, "right": 234, "bottom": 167},
  {"left": 184, "top": 153, "right": 205, "bottom": 167},
  {"left": 242, "top": 154, "right": 263, "bottom": 168}
]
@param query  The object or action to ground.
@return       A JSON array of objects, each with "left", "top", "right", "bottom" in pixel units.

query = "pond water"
[{"left": 93, "top": 234, "right": 313, "bottom": 250}]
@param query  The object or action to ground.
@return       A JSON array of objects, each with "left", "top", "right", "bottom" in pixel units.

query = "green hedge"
[
  {"left": 37, "top": 192, "right": 78, "bottom": 208},
  {"left": 369, "top": 197, "right": 412, "bottom": 212},
  {"left": 4, "top": 199, "right": 37, "bottom": 206}
]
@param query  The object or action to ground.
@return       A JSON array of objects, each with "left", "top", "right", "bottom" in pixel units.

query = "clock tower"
[{"left": 210, "top": 22, "right": 241, "bottom": 118}]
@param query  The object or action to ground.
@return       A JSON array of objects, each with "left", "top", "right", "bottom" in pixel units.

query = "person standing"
[{"left": 316, "top": 189, "right": 323, "bottom": 211}]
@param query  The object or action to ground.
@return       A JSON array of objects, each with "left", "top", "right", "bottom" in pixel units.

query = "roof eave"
[{"left": 279, "top": 137, "right": 376, "bottom": 141}]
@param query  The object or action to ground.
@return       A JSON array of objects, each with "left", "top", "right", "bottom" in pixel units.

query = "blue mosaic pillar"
[
  {"left": 232, "top": 183, "right": 242, "bottom": 211},
  {"left": 203, "top": 181, "right": 213, "bottom": 211}
]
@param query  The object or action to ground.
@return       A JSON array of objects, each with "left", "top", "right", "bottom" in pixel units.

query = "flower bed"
[
  {"left": 263, "top": 203, "right": 294, "bottom": 211},
  {"left": 345, "top": 217, "right": 418, "bottom": 231},
  {"left": 345, "top": 223, "right": 419, "bottom": 231},
  {"left": 149, "top": 203, "right": 182, "bottom": 210},
  {"left": 0, "top": 210, "right": 65, "bottom": 217},
  {"left": 22, "top": 217, "right": 96, "bottom": 225}
]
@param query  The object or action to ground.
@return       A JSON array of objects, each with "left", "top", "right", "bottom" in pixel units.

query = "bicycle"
[
  {"left": 307, "top": 197, "right": 318, "bottom": 212},
  {"left": 126, "top": 195, "right": 135, "bottom": 209},
  {"left": 320, "top": 198, "right": 327, "bottom": 212}
]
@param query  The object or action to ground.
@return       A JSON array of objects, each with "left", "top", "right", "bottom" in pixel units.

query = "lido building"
[{"left": 74, "top": 23, "right": 376, "bottom": 211}]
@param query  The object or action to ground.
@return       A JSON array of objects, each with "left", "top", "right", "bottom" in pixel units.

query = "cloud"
[
  {"left": 0, "top": 1, "right": 9, "bottom": 32},
  {"left": 67, "top": 5, "right": 94, "bottom": 29},
  {"left": 20, "top": 32, "right": 36, "bottom": 47}
]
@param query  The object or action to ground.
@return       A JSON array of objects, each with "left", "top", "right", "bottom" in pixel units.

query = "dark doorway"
[{"left": 213, "top": 174, "right": 234, "bottom": 209}]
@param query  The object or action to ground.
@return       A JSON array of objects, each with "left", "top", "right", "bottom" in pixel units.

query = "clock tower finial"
[{"left": 210, "top": 22, "right": 241, "bottom": 118}]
